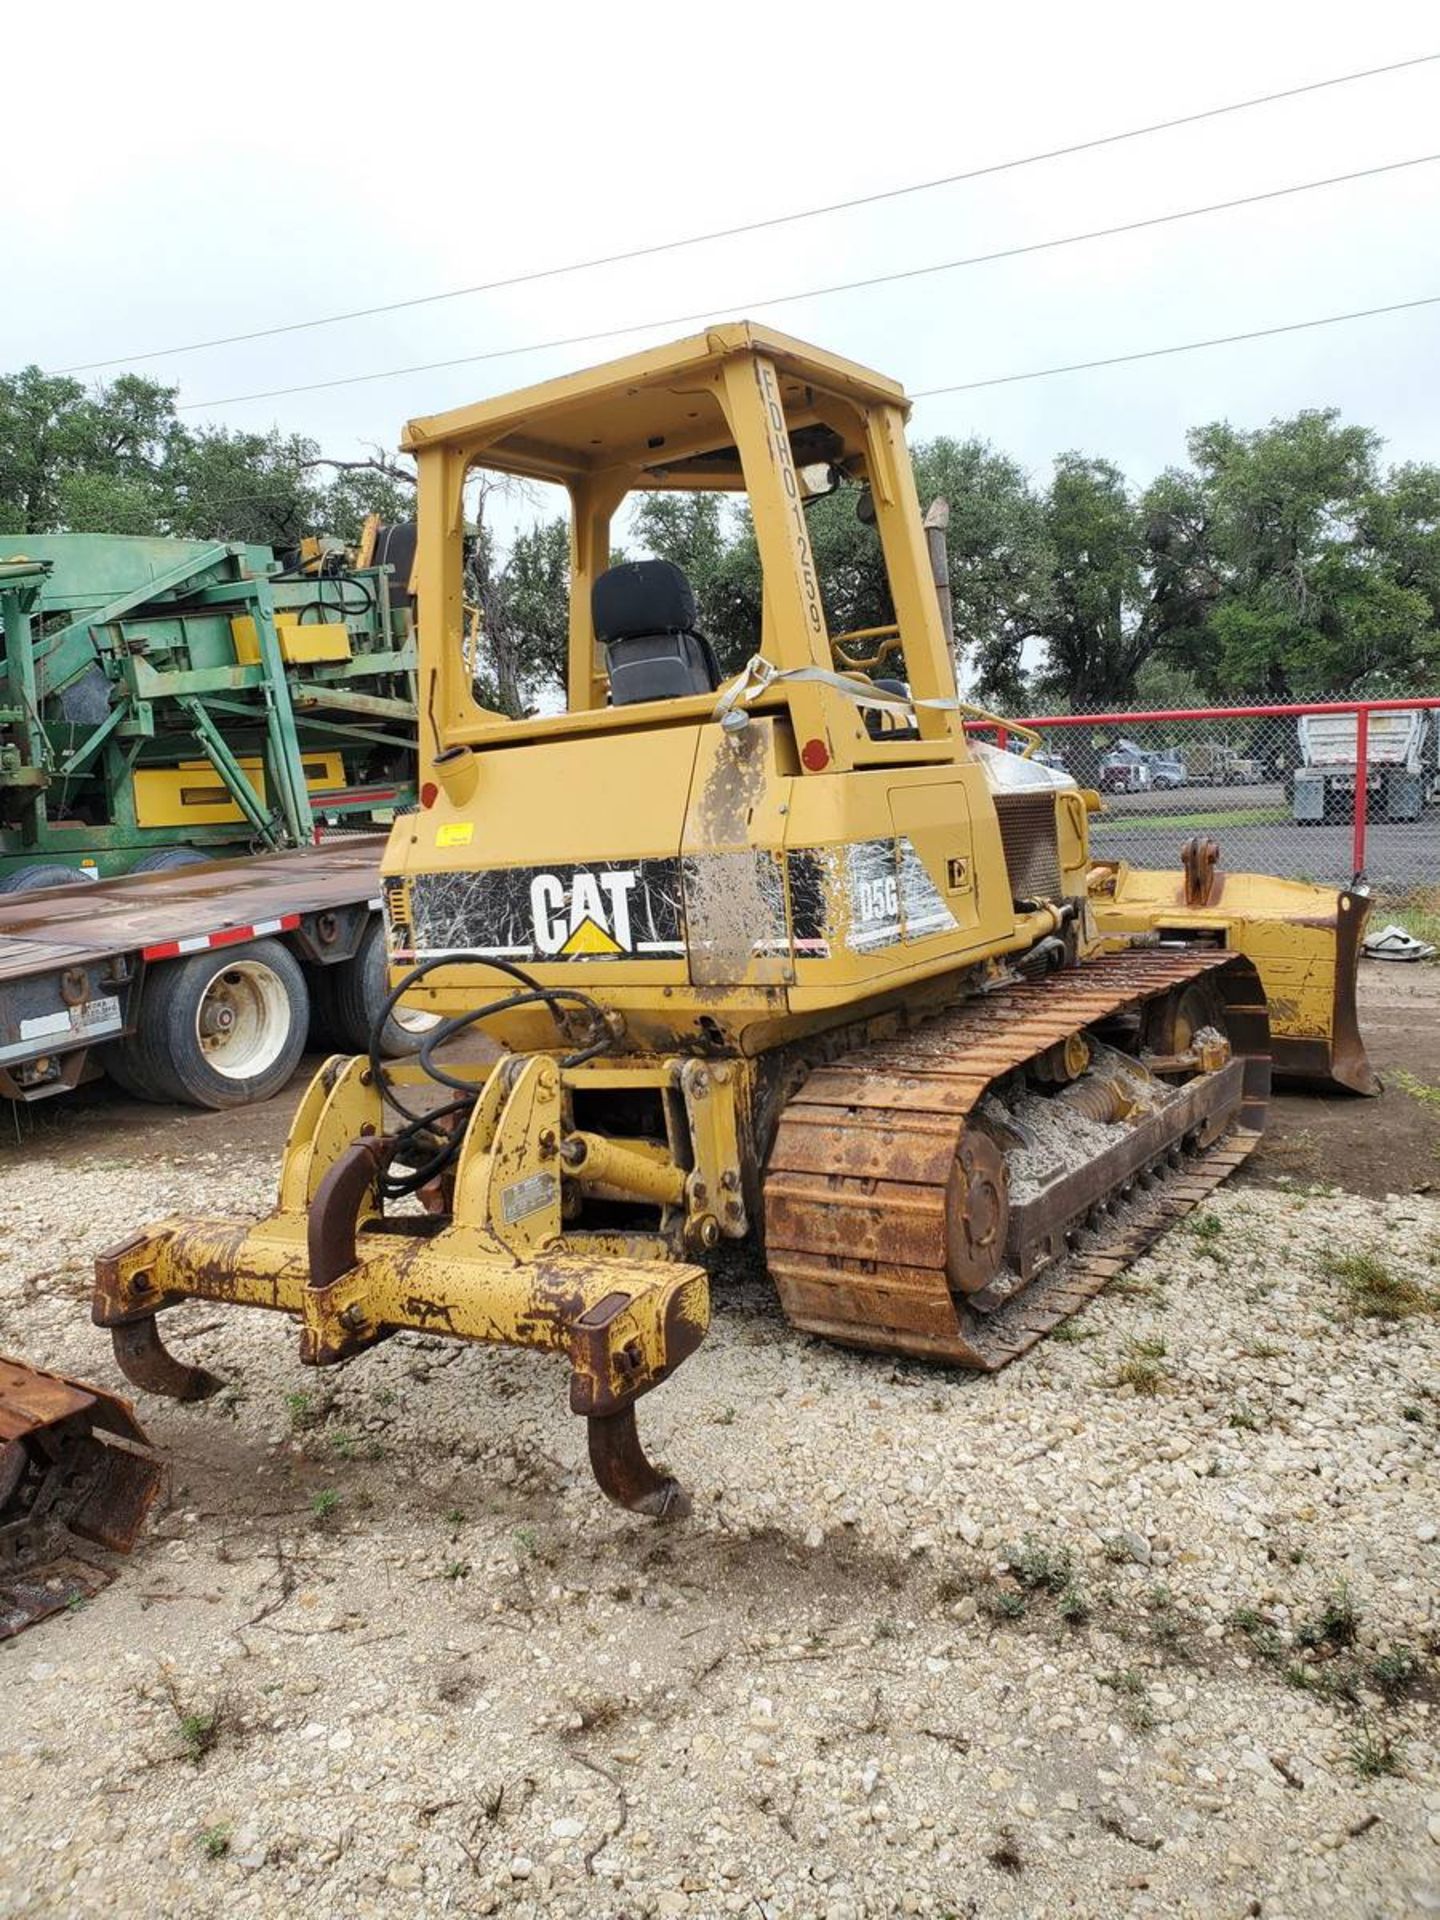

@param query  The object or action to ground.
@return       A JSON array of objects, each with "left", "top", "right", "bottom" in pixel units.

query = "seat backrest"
[
  {"left": 864, "top": 676, "right": 920, "bottom": 741},
  {"left": 592, "top": 560, "right": 721, "bottom": 705}
]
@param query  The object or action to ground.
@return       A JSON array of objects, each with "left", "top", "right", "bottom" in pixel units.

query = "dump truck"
[
  {"left": 0, "top": 520, "right": 417, "bottom": 889},
  {"left": 93, "top": 324, "right": 1377, "bottom": 1516},
  {"left": 1292, "top": 706, "right": 1437, "bottom": 824}
]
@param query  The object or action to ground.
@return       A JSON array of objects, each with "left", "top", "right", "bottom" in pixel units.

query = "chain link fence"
[{"left": 996, "top": 697, "right": 1440, "bottom": 910}]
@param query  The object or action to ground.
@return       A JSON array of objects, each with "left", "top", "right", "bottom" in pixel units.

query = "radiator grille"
[{"left": 994, "top": 791, "right": 1063, "bottom": 903}]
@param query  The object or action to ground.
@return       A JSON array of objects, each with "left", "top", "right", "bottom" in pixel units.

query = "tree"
[
  {"left": 915, "top": 438, "right": 1051, "bottom": 707},
  {"left": 0, "top": 366, "right": 181, "bottom": 534},
  {"left": 1032, "top": 454, "right": 1156, "bottom": 707},
  {"left": 1147, "top": 410, "right": 1438, "bottom": 698}
]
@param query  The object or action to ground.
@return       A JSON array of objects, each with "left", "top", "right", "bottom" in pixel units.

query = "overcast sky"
[{"left": 8, "top": 0, "right": 1439, "bottom": 514}]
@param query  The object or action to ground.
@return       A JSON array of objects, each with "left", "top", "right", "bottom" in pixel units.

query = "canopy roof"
[{"left": 399, "top": 322, "right": 909, "bottom": 489}]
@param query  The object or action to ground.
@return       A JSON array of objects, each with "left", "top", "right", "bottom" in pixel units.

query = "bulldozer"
[{"left": 91, "top": 324, "right": 1376, "bottom": 1517}]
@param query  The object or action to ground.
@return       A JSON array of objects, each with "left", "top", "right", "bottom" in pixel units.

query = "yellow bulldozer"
[{"left": 89, "top": 324, "right": 1375, "bottom": 1518}]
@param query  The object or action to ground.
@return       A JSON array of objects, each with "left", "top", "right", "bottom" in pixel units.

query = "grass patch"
[
  {"left": 1386, "top": 888, "right": 1440, "bottom": 958},
  {"left": 1392, "top": 1069, "right": 1440, "bottom": 1110},
  {"left": 1050, "top": 1319, "right": 1098, "bottom": 1343},
  {"left": 1098, "top": 1668, "right": 1156, "bottom": 1732},
  {"left": 309, "top": 1488, "right": 341, "bottom": 1524},
  {"left": 1103, "top": 806, "right": 1289, "bottom": 833},
  {"left": 1319, "top": 1250, "right": 1436, "bottom": 1322},
  {"left": 1347, "top": 1720, "right": 1406, "bottom": 1781},
  {"left": 1295, "top": 1585, "right": 1360, "bottom": 1652},
  {"left": 1111, "top": 1341, "right": 1169, "bottom": 1395}
]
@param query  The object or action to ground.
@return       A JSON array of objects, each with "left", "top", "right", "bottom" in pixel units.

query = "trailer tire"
[
  {"left": 0, "top": 864, "right": 80, "bottom": 894},
  {"left": 138, "top": 939, "right": 311, "bottom": 1109},
  {"left": 129, "top": 848, "right": 212, "bottom": 874},
  {"left": 321, "top": 920, "right": 440, "bottom": 1057},
  {"left": 100, "top": 1030, "right": 171, "bottom": 1103}
]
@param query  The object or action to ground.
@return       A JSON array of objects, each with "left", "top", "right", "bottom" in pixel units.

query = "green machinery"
[{"left": 0, "top": 526, "right": 418, "bottom": 887}]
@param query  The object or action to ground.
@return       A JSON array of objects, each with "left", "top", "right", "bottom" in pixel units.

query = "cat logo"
[{"left": 531, "top": 869, "right": 638, "bottom": 957}]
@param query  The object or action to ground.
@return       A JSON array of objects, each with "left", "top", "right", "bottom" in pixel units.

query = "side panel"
[{"left": 389, "top": 727, "right": 700, "bottom": 983}]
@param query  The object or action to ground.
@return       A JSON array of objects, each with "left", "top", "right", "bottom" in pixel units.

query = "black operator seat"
[
  {"left": 592, "top": 559, "right": 722, "bottom": 705},
  {"left": 864, "top": 676, "right": 920, "bottom": 741}
]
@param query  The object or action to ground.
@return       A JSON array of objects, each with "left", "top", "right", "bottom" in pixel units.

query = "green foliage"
[{"left": 0, "top": 364, "right": 413, "bottom": 549}]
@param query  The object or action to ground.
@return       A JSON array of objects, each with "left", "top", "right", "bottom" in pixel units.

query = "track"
[{"left": 763, "top": 947, "right": 1270, "bottom": 1368}]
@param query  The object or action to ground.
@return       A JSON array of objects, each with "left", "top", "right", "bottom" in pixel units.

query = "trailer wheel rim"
[
  {"left": 194, "top": 961, "right": 292, "bottom": 1080},
  {"left": 392, "top": 1002, "right": 443, "bottom": 1037}
]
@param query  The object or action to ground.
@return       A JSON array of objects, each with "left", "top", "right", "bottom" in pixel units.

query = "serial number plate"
[{"left": 500, "top": 1171, "right": 556, "bottom": 1224}]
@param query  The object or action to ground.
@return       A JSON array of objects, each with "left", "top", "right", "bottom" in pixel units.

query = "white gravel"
[{"left": 0, "top": 1112, "right": 1436, "bottom": 1918}]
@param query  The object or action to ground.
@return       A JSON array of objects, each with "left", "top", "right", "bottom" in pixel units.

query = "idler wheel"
[{"left": 944, "top": 1127, "right": 1010, "bottom": 1295}]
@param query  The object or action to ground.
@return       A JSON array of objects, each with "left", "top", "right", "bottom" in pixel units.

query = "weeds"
[
  {"left": 1368, "top": 1646, "right": 1421, "bottom": 1701},
  {"left": 1295, "top": 1585, "right": 1360, "bottom": 1652},
  {"left": 197, "top": 1824, "right": 231, "bottom": 1860},
  {"left": 1007, "top": 1538, "right": 1074, "bottom": 1595},
  {"left": 443, "top": 1560, "right": 471, "bottom": 1583},
  {"left": 1050, "top": 1319, "right": 1097, "bottom": 1344},
  {"left": 309, "top": 1488, "right": 341, "bottom": 1524},
  {"left": 1347, "top": 1720, "right": 1406, "bottom": 1781},
  {"left": 285, "top": 1390, "right": 321, "bottom": 1431},
  {"left": 1188, "top": 1213, "right": 1223, "bottom": 1259},
  {"left": 443, "top": 1507, "right": 467, "bottom": 1528},
  {"left": 162, "top": 1679, "right": 224, "bottom": 1766},
  {"left": 1057, "top": 1586, "right": 1092, "bottom": 1625},
  {"left": 1098, "top": 1668, "right": 1155, "bottom": 1732},
  {"left": 1391, "top": 1068, "right": 1440, "bottom": 1110},
  {"left": 712, "top": 1406, "right": 737, "bottom": 1426},
  {"left": 1319, "top": 1250, "right": 1435, "bottom": 1322},
  {"left": 1111, "top": 1338, "right": 1169, "bottom": 1395}
]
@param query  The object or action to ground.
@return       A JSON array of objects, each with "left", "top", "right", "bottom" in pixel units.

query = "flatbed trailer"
[{"left": 0, "top": 838, "right": 410, "bottom": 1106}]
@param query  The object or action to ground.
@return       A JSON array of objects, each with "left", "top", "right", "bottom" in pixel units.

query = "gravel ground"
[{"left": 0, "top": 1090, "right": 1437, "bottom": 1916}]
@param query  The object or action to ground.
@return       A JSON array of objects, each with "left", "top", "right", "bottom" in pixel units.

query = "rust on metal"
[
  {"left": 1180, "top": 835, "right": 1221, "bottom": 908},
  {"left": 764, "top": 947, "right": 1271, "bottom": 1369},
  {"left": 586, "top": 1405, "right": 691, "bottom": 1518},
  {"left": 306, "top": 1136, "right": 394, "bottom": 1287},
  {"left": 1274, "top": 889, "right": 1379, "bottom": 1097},
  {"left": 0, "top": 1357, "right": 164, "bottom": 1637},
  {"left": 111, "top": 1318, "right": 223, "bottom": 1402}
]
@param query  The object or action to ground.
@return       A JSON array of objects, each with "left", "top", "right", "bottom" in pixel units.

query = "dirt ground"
[
  {"left": 1256, "top": 963, "right": 1440, "bottom": 1198},
  {"left": 0, "top": 959, "right": 1436, "bottom": 1919}
]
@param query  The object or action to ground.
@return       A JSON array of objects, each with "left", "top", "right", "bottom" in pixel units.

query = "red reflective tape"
[{"left": 141, "top": 913, "right": 300, "bottom": 963}]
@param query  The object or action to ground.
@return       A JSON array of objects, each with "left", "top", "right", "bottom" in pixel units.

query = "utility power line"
[
  {"left": 56, "top": 50, "right": 1440, "bottom": 376},
  {"left": 910, "top": 293, "right": 1440, "bottom": 397},
  {"left": 177, "top": 151, "right": 1440, "bottom": 412}
]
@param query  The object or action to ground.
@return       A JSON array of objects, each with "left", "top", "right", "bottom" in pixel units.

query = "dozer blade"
[
  {"left": 0, "top": 1356, "right": 163, "bottom": 1638},
  {"left": 1090, "top": 866, "right": 1379, "bottom": 1097},
  {"left": 764, "top": 947, "right": 1270, "bottom": 1367}
]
